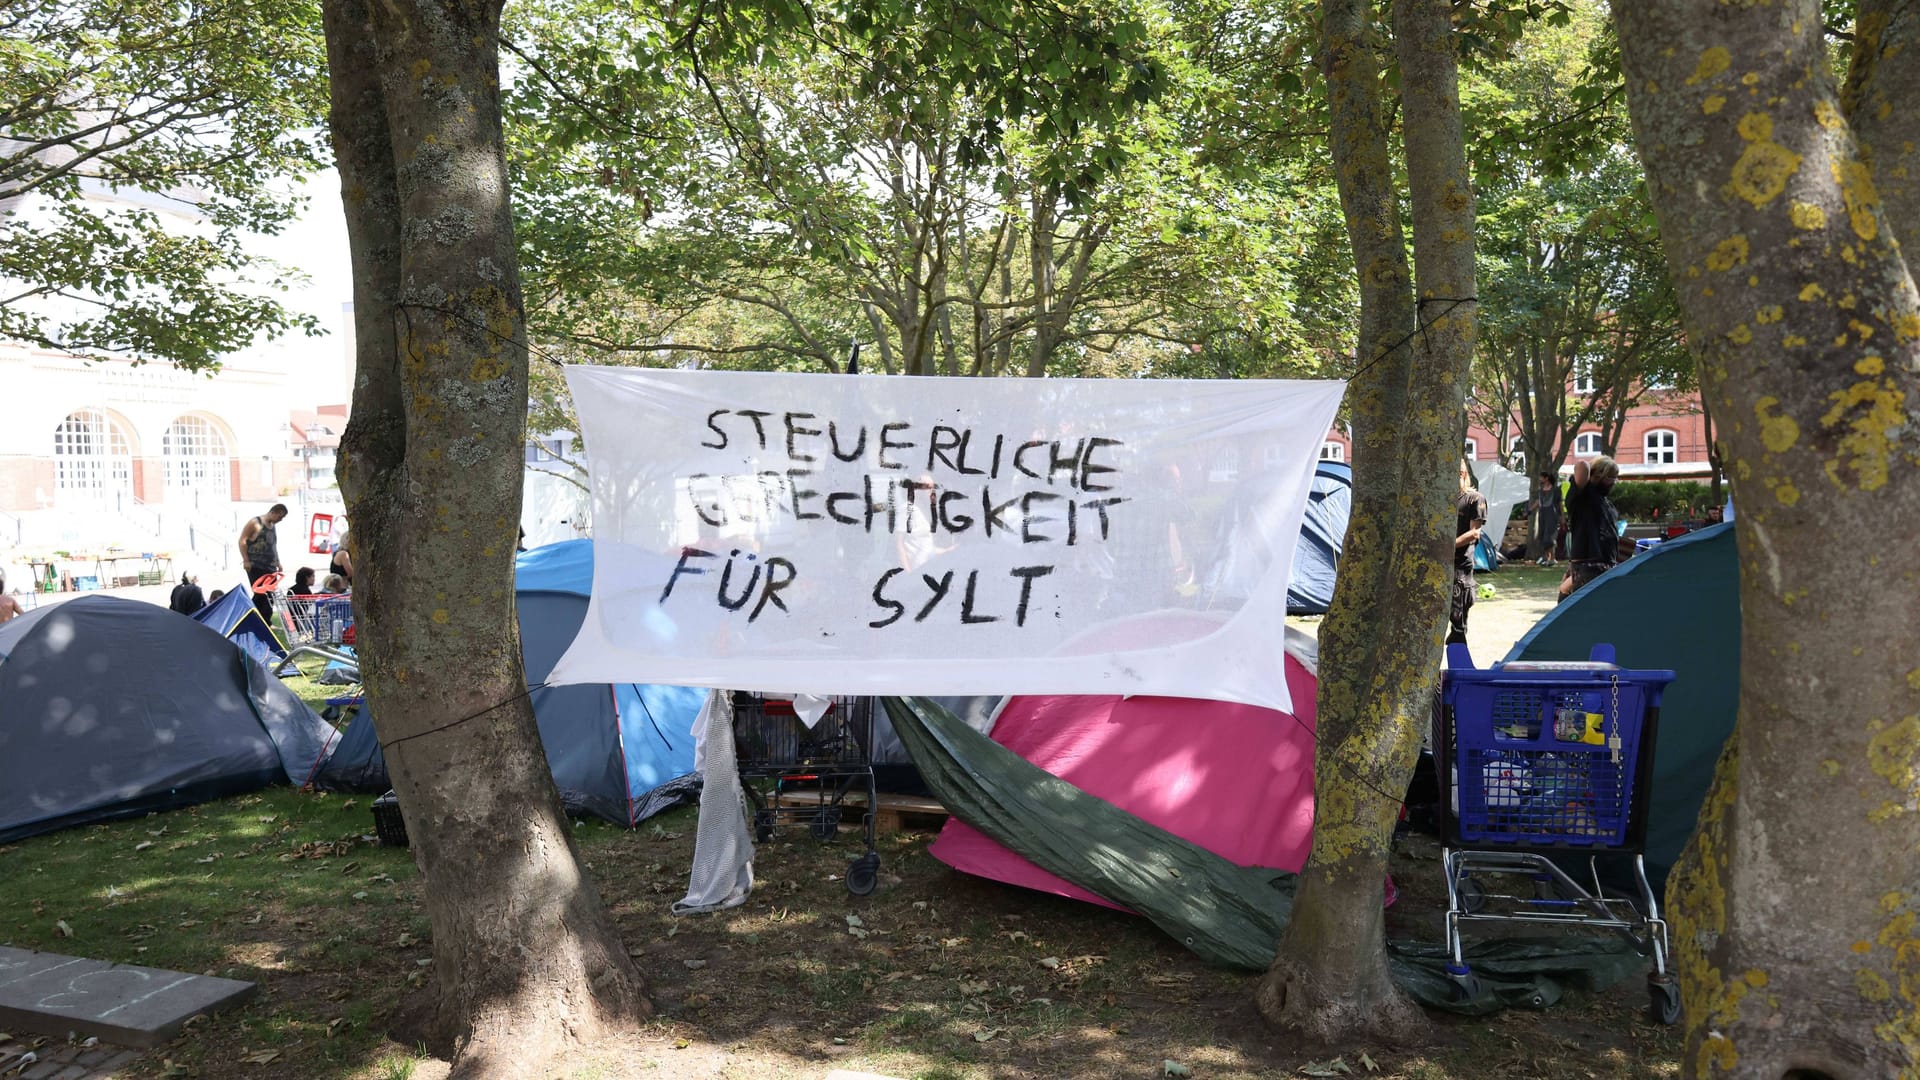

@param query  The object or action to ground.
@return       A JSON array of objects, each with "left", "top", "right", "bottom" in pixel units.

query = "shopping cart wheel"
[
  {"left": 845, "top": 851, "right": 881, "bottom": 897},
  {"left": 1456, "top": 876, "right": 1487, "bottom": 915},
  {"left": 754, "top": 808, "right": 775, "bottom": 843},
  {"left": 810, "top": 807, "right": 841, "bottom": 841},
  {"left": 1648, "top": 973, "right": 1682, "bottom": 1026}
]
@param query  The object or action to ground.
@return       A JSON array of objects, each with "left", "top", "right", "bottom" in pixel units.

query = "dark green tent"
[{"left": 1505, "top": 523, "right": 1739, "bottom": 891}]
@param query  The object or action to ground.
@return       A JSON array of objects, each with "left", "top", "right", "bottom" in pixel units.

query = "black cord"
[
  {"left": 1346, "top": 295, "right": 1478, "bottom": 383},
  {"left": 377, "top": 682, "right": 549, "bottom": 752}
]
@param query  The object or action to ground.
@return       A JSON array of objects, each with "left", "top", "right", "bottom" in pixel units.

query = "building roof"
[{"left": 289, "top": 406, "right": 349, "bottom": 450}]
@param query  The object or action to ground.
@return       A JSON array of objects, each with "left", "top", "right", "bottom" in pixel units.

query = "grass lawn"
[
  {"left": 0, "top": 588, "right": 1686, "bottom": 1078},
  {"left": 0, "top": 783, "right": 1683, "bottom": 1079}
]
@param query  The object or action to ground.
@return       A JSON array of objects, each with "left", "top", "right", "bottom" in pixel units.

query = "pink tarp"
[{"left": 928, "top": 653, "right": 1320, "bottom": 910}]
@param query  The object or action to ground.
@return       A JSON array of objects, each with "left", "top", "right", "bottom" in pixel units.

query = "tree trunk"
[
  {"left": 1614, "top": 1, "right": 1920, "bottom": 1075},
  {"left": 1027, "top": 185, "right": 1060, "bottom": 377},
  {"left": 1259, "top": 0, "right": 1474, "bottom": 1040},
  {"left": 322, "top": 0, "right": 648, "bottom": 1073}
]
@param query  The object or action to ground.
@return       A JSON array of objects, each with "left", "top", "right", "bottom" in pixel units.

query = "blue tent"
[
  {"left": 191, "top": 586, "right": 294, "bottom": 675},
  {"left": 1288, "top": 460, "right": 1353, "bottom": 615},
  {"left": 1505, "top": 523, "right": 1739, "bottom": 890},
  {"left": 0, "top": 596, "right": 337, "bottom": 842},
  {"left": 313, "top": 540, "right": 706, "bottom": 825}
]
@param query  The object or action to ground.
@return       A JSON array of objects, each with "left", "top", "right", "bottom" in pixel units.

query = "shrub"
[{"left": 1609, "top": 479, "right": 1712, "bottom": 521}]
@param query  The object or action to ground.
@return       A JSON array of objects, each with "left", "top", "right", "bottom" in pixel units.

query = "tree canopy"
[{"left": 0, "top": 0, "right": 330, "bottom": 368}]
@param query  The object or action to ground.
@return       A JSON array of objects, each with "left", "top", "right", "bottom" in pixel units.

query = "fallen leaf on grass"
[
  {"left": 396, "top": 932, "right": 417, "bottom": 947},
  {"left": 1359, "top": 1051, "right": 1379, "bottom": 1072},
  {"left": 1037, "top": 956, "right": 1061, "bottom": 969},
  {"left": 1299, "top": 1058, "right": 1354, "bottom": 1077},
  {"left": 845, "top": 914, "right": 865, "bottom": 928},
  {"left": 325, "top": 1017, "right": 348, "bottom": 1038},
  {"left": 241, "top": 1048, "right": 281, "bottom": 1065},
  {"left": 683, "top": 959, "right": 708, "bottom": 970},
  {"left": 1163, "top": 1062, "right": 1192, "bottom": 1078},
  {"left": 134, "top": 841, "right": 155, "bottom": 852},
  {"left": 160, "top": 1059, "right": 190, "bottom": 1077},
  {"left": 971, "top": 1028, "right": 1000, "bottom": 1043},
  {"left": 351, "top": 891, "right": 368, "bottom": 901},
  {"left": 672, "top": 1039, "right": 690, "bottom": 1050},
  {"left": 54, "top": 920, "right": 73, "bottom": 938}
]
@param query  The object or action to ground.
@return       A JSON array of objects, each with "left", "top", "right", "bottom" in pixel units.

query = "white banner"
[{"left": 546, "top": 366, "right": 1346, "bottom": 711}]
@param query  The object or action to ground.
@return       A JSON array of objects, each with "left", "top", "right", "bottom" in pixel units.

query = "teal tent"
[{"left": 1505, "top": 523, "right": 1739, "bottom": 890}]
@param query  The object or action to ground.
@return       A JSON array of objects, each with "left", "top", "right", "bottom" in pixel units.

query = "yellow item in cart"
[{"left": 1583, "top": 713, "right": 1607, "bottom": 745}]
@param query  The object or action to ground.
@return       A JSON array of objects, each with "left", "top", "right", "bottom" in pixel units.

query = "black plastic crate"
[{"left": 372, "top": 791, "right": 409, "bottom": 848}]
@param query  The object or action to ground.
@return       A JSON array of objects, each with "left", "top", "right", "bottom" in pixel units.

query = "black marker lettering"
[
  {"left": 958, "top": 570, "right": 998, "bottom": 624},
  {"left": 1013, "top": 440, "right": 1049, "bottom": 481},
  {"left": 826, "top": 490, "right": 862, "bottom": 525},
  {"left": 914, "top": 570, "right": 955, "bottom": 621},
  {"left": 1083, "top": 496, "right": 1127, "bottom": 541},
  {"left": 828, "top": 421, "right": 868, "bottom": 462},
  {"left": 784, "top": 412, "right": 821, "bottom": 463},
  {"left": 878, "top": 422, "right": 915, "bottom": 469},
  {"left": 687, "top": 474, "right": 725, "bottom": 527},
  {"left": 661, "top": 547, "right": 716, "bottom": 603},
  {"left": 1079, "top": 437, "right": 1123, "bottom": 492},
  {"left": 1021, "top": 491, "right": 1061, "bottom": 543},
  {"left": 938, "top": 489, "right": 973, "bottom": 532},
  {"left": 928, "top": 426, "right": 965, "bottom": 474},
  {"left": 736, "top": 410, "right": 773, "bottom": 449},
  {"left": 1010, "top": 565, "right": 1054, "bottom": 627},
  {"left": 701, "top": 410, "right": 730, "bottom": 450},
  {"left": 1048, "top": 439, "right": 1085, "bottom": 486},
  {"left": 869, "top": 568, "right": 906, "bottom": 628},
  {"left": 750, "top": 557, "right": 797, "bottom": 621},
  {"left": 717, "top": 550, "right": 760, "bottom": 611},
  {"left": 787, "top": 469, "right": 821, "bottom": 521},
  {"left": 981, "top": 486, "right": 1020, "bottom": 537}
]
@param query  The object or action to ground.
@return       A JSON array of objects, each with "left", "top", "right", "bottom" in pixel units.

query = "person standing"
[
  {"left": 1561, "top": 455, "right": 1622, "bottom": 602},
  {"left": 1450, "top": 461, "right": 1488, "bottom": 645},
  {"left": 238, "top": 503, "right": 288, "bottom": 623},
  {"left": 1531, "top": 470, "right": 1563, "bottom": 565}
]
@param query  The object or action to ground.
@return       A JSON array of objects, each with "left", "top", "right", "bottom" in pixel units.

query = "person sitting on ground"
[
  {"left": 1561, "top": 454, "right": 1622, "bottom": 602},
  {"left": 322, "top": 573, "right": 349, "bottom": 594},
  {"left": 289, "top": 567, "right": 318, "bottom": 597},
  {"left": 0, "top": 571, "right": 23, "bottom": 625},
  {"left": 168, "top": 572, "right": 205, "bottom": 615}
]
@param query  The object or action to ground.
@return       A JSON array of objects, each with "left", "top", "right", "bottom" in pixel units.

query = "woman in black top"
[
  {"left": 329, "top": 531, "right": 352, "bottom": 585},
  {"left": 1561, "top": 454, "right": 1621, "bottom": 601},
  {"left": 289, "top": 567, "right": 317, "bottom": 596}
]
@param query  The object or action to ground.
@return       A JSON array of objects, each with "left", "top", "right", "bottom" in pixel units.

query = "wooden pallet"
[{"left": 770, "top": 789, "right": 951, "bottom": 835}]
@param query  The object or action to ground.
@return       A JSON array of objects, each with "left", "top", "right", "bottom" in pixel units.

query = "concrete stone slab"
[{"left": 0, "top": 947, "right": 254, "bottom": 1049}]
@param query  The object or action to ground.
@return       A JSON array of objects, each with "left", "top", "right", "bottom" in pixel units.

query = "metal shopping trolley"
[
  {"left": 731, "top": 693, "right": 881, "bottom": 896},
  {"left": 1434, "top": 643, "right": 1680, "bottom": 1023}
]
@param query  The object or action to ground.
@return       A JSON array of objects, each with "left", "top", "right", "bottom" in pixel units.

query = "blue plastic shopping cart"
[{"left": 1435, "top": 642, "right": 1680, "bottom": 1023}]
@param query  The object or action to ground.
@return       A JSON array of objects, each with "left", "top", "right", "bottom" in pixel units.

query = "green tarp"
[
  {"left": 1506, "top": 523, "right": 1739, "bottom": 892},
  {"left": 884, "top": 696, "right": 1646, "bottom": 1014}
]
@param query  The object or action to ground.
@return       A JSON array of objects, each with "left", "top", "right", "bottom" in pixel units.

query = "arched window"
[
  {"left": 52, "top": 411, "right": 132, "bottom": 503},
  {"left": 1644, "top": 428, "right": 1678, "bottom": 465},
  {"left": 1507, "top": 438, "right": 1527, "bottom": 473},
  {"left": 1462, "top": 437, "right": 1478, "bottom": 460},
  {"left": 1573, "top": 432, "right": 1604, "bottom": 457},
  {"left": 1319, "top": 441, "right": 1345, "bottom": 462},
  {"left": 163, "top": 415, "right": 231, "bottom": 501}
]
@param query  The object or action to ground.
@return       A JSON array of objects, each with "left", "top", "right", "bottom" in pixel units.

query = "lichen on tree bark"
[
  {"left": 321, "top": 0, "right": 649, "bottom": 1073},
  {"left": 1258, "top": 0, "right": 1475, "bottom": 1041},
  {"left": 1614, "top": 0, "right": 1920, "bottom": 1075}
]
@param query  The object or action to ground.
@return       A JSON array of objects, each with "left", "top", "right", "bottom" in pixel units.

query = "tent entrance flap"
[{"left": 881, "top": 696, "right": 1646, "bottom": 1013}]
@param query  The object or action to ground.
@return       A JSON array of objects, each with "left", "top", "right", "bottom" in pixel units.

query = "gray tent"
[{"left": 0, "top": 595, "right": 337, "bottom": 843}]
